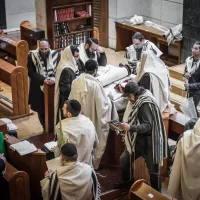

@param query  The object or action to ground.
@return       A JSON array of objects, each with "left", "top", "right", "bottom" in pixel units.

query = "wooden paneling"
[{"left": 93, "top": 0, "right": 108, "bottom": 47}]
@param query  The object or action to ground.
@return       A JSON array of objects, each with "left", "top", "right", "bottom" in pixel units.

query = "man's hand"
[
  {"left": 44, "top": 170, "right": 52, "bottom": 178},
  {"left": 119, "top": 123, "right": 130, "bottom": 131},
  {"left": 0, "top": 154, "right": 6, "bottom": 163},
  {"left": 184, "top": 83, "right": 189, "bottom": 90},
  {"left": 184, "top": 73, "right": 191, "bottom": 79},
  {"left": 44, "top": 78, "right": 55, "bottom": 85}
]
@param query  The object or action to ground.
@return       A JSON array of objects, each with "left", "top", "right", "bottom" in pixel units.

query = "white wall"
[
  {"left": 109, "top": 0, "right": 183, "bottom": 49},
  {"left": 5, "top": 0, "right": 36, "bottom": 29}
]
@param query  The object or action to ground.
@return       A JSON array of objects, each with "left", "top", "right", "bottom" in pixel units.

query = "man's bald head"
[{"left": 39, "top": 39, "right": 50, "bottom": 58}]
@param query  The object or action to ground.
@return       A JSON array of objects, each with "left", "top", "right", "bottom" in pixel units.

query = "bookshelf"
[{"left": 35, "top": 0, "right": 94, "bottom": 50}]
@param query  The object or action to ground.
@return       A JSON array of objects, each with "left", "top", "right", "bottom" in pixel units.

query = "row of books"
[
  {"left": 54, "top": 22, "right": 70, "bottom": 36},
  {"left": 54, "top": 7, "right": 74, "bottom": 22},
  {"left": 54, "top": 5, "right": 92, "bottom": 22},
  {"left": 54, "top": 32, "right": 91, "bottom": 49}
]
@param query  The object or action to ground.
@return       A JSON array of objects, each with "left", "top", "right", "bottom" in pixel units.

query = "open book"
[
  {"left": 44, "top": 141, "right": 57, "bottom": 151},
  {"left": 0, "top": 118, "right": 18, "bottom": 131},
  {"left": 107, "top": 120, "right": 123, "bottom": 131},
  {"left": 10, "top": 140, "right": 37, "bottom": 156}
]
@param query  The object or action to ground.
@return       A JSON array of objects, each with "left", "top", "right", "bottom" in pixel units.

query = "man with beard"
[
  {"left": 124, "top": 32, "right": 162, "bottom": 73},
  {"left": 78, "top": 37, "right": 107, "bottom": 66},
  {"left": 184, "top": 41, "right": 200, "bottom": 114},
  {"left": 114, "top": 81, "right": 167, "bottom": 192},
  {"left": 28, "top": 39, "right": 60, "bottom": 129}
]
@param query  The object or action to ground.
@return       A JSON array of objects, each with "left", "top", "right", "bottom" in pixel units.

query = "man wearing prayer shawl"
[
  {"left": 54, "top": 45, "right": 85, "bottom": 123},
  {"left": 184, "top": 41, "right": 200, "bottom": 114},
  {"left": 41, "top": 143, "right": 100, "bottom": 200},
  {"left": 136, "top": 50, "right": 169, "bottom": 113},
  {"left": 28, "top": 39, "right": 60, "bottom": 129},
  {"left": 114, "top": 82, "right": 167, "bottom": 192},
  {"left": 54, "top": 99, "right": 98, "bottom": 166},
  {"left": 69, "top": 59, "right": 118, "bottom": 169},
  {"left": 168, "top": 118, "right": 200, "bottom": 200},
  {"left": 78, "top": 37, "right": 107, "bottom": 66},
  {"left": 125, "top": 32, "right": 162, "bottom": 73}
]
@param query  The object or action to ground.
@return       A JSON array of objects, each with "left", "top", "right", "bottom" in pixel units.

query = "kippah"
[
  {"left": 61, "top": 143, "right": 77, "bottom": 157},
  {"left": 132, "top": 32, "right": 144, "bottom": 40}
]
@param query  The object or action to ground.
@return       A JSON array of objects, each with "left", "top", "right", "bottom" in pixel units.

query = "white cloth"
[
  {"left": 136, "top": 51, "right": 169, "bottom": 112},
  {"left": 41, "top": 161, "right": 96, "bottom": 200},
  {"left": 164, "top": 24, "right": 182, "bottom": 45},
  {"left": 129, "top": 15, "right": 144, "bottom": 25},
  {"left": 96, "top": 65, "right": 129, "bottom": 87},
  {"left": 78, "top": 43, "right": 97, "bottom": 65},
  {"left": 69, "top": 73, "right": 118, "bottom": 168},
  {"left": 126, "top": 40, "right": 162, "bottom": 63},
  {"left": 54, "top": 46, "right": 78, "bottom": 125},
  {"left": 185, "top": 56, "right": 200, "bottom": 75},
  {"left": 55, "top": 114, "right": 98, "bottom": 166},
  {"left": 168, "top": 118, "right": 200, "bottom": 200}
]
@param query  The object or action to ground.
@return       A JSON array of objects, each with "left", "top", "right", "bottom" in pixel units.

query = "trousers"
[{"left": 120, "top": 149, "right": 161, "bottom": 192}]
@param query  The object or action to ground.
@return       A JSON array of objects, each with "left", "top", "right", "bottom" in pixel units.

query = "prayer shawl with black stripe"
[
  {"left": 41, "top": 163, "right": 100, "bottom": 200},
  {"left": 124, "top": 90, "right": 167, "bottom": 165},
  {"left": 30, "top": 48, "right": 59, "bottom": 78}
]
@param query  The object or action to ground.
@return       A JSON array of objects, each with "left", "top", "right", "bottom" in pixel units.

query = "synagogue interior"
[{"left": 0, "top": 0, "right": 199, "bottom": 200}]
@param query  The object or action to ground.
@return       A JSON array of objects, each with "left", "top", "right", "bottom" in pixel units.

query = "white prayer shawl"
[
  {"left": 136, "top": 51, "right": 169, "bottom": 112},
  {"left": 78, "top": 43, "right": 97, "bottom": 64},
  {"left": 54, "top": 46, "right": 78, "bottom": 125},
  {"left": 41, "top": 161, "right": 98, "bottom": 200},
  {"left": 126, "top": 40, "right": 162, "bottom": 63},
  {"left": 55, "top": 114, "right": 98, "bottom": 166},
  {"left": 69, "top": 73, "right": 118, "bottom": 169},
  {"left": 185, "top": 56, "right": 200, "bottom": 75},
  {"left": 30, "top": 48, "right": 58, "bottom": 78},
  {"left": 168, "top": 118, "right": 200, "bottom": 200}
]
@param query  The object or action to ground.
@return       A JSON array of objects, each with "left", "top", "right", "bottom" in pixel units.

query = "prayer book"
[
  {"left": 107, "top": 120, "right": 123, "bottom": 131},
  {"left": 46, "top": 157, "right": 61, "bottom": 172},
  {"left": 0, "top": 118, "right": 18, "bottom": 131},
  {"left": 44, "top": 141, "right": 57, "bottom": 151},
  {"left": 10, "top": 140, "right": 37, "bottom": 156}
]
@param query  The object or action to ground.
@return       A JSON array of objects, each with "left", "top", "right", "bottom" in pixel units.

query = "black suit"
[{"left": 0, "top": 158, "right": 6, "bottom": 199}]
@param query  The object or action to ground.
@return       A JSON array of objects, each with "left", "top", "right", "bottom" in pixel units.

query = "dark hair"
[
  {"left": 123, "top": 81, "right": 145, "bottom": 97},
  {"left": 70, "top": 45, "right": 79, "bottom": 56},
  {"left": 64, "top": 99, "right": 81, "bottom": 117},
  {"left": 132, "top": 32, "right": 144, "bottom": 41},
  {"left": 86, "top": 37, "right": 99, "bottom": 47},
  {"left": 194, "top": 41, "right": 200, "bottom": 49},
  {"left": 39, "top": 38, "right": 49, "bottom": 44},
  {"left": 61, "top": 143, "right": 78, "bottom": 161},
  {"left": 85, "top": 59, "right": 98, "bottom": 73}
]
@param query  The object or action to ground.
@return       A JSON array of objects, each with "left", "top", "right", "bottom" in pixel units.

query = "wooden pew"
[
  {"left": 4, "top": 134, "right": 54, "bottom": 200},
  {"left": 129, "top": 179, "right": 169, "bottom": 200},
  {"left": 0, "top": 32, "right": 29, "bottom": 68},
  {"left": 44, "top": 82, "right": 55, "bottom": 134},
  {"left": 3, "top": 162, "right": 30, "bottom": 200},
  {"left": 20, "top": 21, "right": 45, "bottom": 50},
  {"left": 0, "top": 59, "right": 31, "bottom": 119}
]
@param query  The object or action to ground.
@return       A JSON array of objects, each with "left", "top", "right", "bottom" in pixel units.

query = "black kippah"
[{"left": 61, "top": 143, "right": 77, "bottom": 157}]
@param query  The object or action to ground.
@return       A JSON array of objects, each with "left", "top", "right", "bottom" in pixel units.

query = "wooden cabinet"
[{"left": 35, "top": 0, "right": 108, "bottom": 49}]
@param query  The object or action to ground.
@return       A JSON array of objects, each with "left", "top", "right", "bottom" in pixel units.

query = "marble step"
[
  {"left": 170, "top": 77, "right": 186, "bottom": 97},
  {"left": 169, "top": 64, "right": 185, "bottom": 81},
  {"left": 170, "top": 92, "right": 186, "bottom": 112}
]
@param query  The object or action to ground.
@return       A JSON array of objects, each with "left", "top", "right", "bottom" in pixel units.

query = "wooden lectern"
[
  {"left": 129, "top": 179, "right": 169, "bottom": 200},
  {"left": 0, "top": 32, "right": 29, "bottom": 68},
  {"left": 20, "top": 20, "right": 45, "bottom": 50},
  {"left": 0, "top": 59, "right": 30, "bottom": 119}
]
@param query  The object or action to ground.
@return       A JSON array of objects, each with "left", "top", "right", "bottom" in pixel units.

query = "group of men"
[{"left": 26, "top": 32, "right": 200, "bottom": 199}]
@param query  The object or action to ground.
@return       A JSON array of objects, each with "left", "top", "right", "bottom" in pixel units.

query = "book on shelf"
[
  {"left": 10, "top": 140, "right": 37, "bottom": 156},
  {"left": 54, "top": 22, "right": 70, "bottom": 36},
  {"left": 54, "top": 7, "right": 74, "bottom": 22},
  {"left": 54, "top": 31, "right": 91, "bottom": 49}
]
